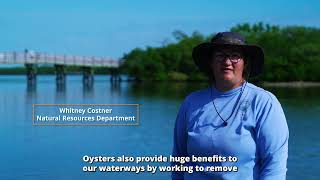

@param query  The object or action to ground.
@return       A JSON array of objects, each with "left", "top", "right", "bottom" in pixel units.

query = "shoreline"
[
  {"left": 261, "top": 81, "right": 320, "bottom": 87},
  {"left": 0, "top": 74, "right": 319, "bottom": 87}
]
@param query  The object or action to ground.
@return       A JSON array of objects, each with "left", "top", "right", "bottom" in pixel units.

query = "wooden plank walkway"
[{"left": 0, "top": 51, "right": 122, "bottom": 67}]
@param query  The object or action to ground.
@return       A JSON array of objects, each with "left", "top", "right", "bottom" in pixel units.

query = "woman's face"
[{"left": 211, "top": 47, "right": 245, "bottom": 85}]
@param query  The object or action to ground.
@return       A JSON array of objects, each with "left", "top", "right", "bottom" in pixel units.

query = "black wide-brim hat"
[{"left": 192, "top": 32, "right": 264, "bottom": 77}]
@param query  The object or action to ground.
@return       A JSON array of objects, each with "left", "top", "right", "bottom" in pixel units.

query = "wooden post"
[
  {"left": 25, "top": 63, "right": 37, "bottom": 85},
  {"left": 110, "top": 68, "right": 121, "bottom": 82},
  {"left": 55, "top": 64, "right": 65, "bottom": 83},
  {"left": 82, "top": 66, "right": 94, "bottom": 87},
  {"left": 55, "top": 64, "right": 66, "bottom": 91}
]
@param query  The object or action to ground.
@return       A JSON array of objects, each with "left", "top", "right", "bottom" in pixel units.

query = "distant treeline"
[{"left": 120, "top": 23, "right": 320, "bottom": 82}]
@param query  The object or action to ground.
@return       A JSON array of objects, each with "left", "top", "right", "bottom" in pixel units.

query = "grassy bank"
[{"left": 262, "top": 81, "right": 320, "bottom": 87}]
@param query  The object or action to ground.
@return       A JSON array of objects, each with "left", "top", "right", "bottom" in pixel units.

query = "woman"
[{"left": 172, "top": 32, "right": 289, "bottom": 180}]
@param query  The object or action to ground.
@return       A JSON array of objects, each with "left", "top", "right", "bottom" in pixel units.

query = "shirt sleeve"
[
  {"left": 255, "top": 94, "right": 289, "bottom": 180},
  {"left": 171, "top": 99, "right": 189, "bottom": 180}
]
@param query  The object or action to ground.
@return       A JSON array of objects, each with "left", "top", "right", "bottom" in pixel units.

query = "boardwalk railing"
[{"left": 0, "top": 51, "right": 122, "bottom": 68}]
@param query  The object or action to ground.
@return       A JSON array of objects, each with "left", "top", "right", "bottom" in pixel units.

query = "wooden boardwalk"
[{"left": 0, "top": 51, "right": 122, "bottom": 68}]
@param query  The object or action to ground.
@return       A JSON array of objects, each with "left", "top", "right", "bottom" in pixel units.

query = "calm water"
[{"left": 0, "top": 75, "right": 319, "bottom": 180}]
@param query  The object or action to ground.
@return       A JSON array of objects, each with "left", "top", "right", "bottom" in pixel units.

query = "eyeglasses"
[{"left": 213, "top": 52, "right": 243, "bottom": 63}]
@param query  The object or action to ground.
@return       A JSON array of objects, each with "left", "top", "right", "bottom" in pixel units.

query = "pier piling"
[
  {"left": 55, "top": 64, "right": 66, "bottom": 84},
  {"left": 82, "top": 66, "right": 94, "bottom": 87},
  {"left": 25, "top": 63, "right": 37, "bottom": 85}
]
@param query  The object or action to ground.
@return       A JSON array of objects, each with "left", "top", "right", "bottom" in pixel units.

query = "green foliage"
[
  {"left": 122, "top": 23, "right": 320, "bottom": 81},
  {"left": 168, "top": 71, "right": 188, "bottom": 81},
  {"left": 121, "top": 31, "right": 206, "bottom": 81}
]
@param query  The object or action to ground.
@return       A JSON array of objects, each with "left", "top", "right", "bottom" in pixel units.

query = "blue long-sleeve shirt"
[{"left": 172, "top": 82, "right": 289, "bottom": 180}]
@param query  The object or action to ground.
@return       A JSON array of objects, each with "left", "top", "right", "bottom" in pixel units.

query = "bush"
[{"left": 168, "top": 71, "right": 188, "bottom": 81}]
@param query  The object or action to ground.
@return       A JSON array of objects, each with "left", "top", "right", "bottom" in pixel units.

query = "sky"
[{"left": 0, "top": 0, "right": 319, "bottom": 59}]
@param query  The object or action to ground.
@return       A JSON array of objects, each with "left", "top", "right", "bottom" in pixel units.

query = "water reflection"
[
  {"left": 56, "top": 82, "right": 66, "bottom": 93},
  {"left": 110, "top": 81, "right": 122, "bottom": 97},
  {"left": 264, "top": 86, "right": 320, "bottom": 107},
  {"left": 26, "top": 82, "right": 37, "bottom": 104},
  {"left": 26, "top": 82, "right": 37, "bottom": 96},
  {"left": 4, "top": 75, "right": 320, "bottom": 180},
  {"left": 126, "top": 81, "right": 320, "bottom": 106},
  {"left": 83, "top": 82, "right": 94, "bottom": 98},
  {"left": 127, "top": 82, "right": 209, "bottom": 100},
  {"left": 24, "top": 77, "right": 320, "bottom": 107},
  {"left": 55, "top": 82, "right": 66, "bottom": 101}
]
